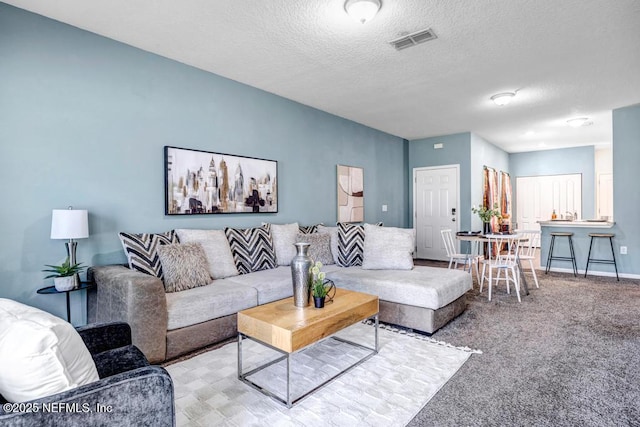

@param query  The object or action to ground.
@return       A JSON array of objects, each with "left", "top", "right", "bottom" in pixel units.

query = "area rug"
[{"left": 166, "top": 322, "right": 480, "bottom": 426}]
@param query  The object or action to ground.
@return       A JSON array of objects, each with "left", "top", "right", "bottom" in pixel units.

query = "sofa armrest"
[
  {"left": 0, "top": 366, "right": 174, "bottom": 427},
  {"left": 76, "top": 322, "right": 132, "bottom": 354},
  {"left": 91, "top": 265, "right": 168, "bottom": 363}
]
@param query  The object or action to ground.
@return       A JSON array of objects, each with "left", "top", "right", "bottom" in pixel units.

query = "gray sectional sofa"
[{"left": 88, "top": 223, "right": 471, "bottom": 363}]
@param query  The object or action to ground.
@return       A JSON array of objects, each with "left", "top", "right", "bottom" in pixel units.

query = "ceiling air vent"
[{"left": 389, "top": 28, "right": 437, "bottom": 51}]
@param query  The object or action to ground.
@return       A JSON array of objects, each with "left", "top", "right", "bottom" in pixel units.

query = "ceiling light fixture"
[
  {"left": 345, "top": 0, "right": 381, "bottom": 24},
  {"left": 566, "top": 117, "right": 592, "bottom": 128},
  {"left": 490, "top": 92, "right": 516, "bottom": 106}
]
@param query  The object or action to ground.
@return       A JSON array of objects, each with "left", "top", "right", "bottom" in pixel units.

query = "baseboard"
[{"left": 544, "top": 267, "right": 640, "bottom": 280}]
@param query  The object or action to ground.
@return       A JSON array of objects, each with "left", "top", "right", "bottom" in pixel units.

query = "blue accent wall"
[
  {"left": 470, "top": 133, "right": 510, "bottom": 230},
  {"left": 408, "top": 133, "right": 472, "bottom": 231},
  {"left": 610, "top": 103, "right": 640, "bottom": 274},
  {"left": 509, "top": 146, "right": 596, "bottom": 220},
  {"left": 0, "top": 4, "right": 407, "bottom": 323}
]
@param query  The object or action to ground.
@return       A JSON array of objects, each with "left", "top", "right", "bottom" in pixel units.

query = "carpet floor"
[{"left": 409, "top": 261, "right": 640, "bottom": 426}]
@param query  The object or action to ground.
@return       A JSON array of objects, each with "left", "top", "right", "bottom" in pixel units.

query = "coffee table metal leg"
[
  {"left": 286, "top": 354, "right": 292, "bottom": 408},
  {"left": 237, "top": 333, "right": 243, "bottom": 379},
  {"left": 374, "top": 314, "right": 379, "bottom": 352}
]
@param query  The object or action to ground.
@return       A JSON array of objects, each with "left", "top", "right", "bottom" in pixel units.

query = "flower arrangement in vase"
[
  {"left": 310, "top": 261, "right": 335, "bottom": 308},
  {"left": 472, "top": 203, "right": 502, "bottom": 234}
]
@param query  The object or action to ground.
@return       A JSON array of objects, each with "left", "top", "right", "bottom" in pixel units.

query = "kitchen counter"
[{"left": 538, "top": 220, "right": 615, "bottom": 228}]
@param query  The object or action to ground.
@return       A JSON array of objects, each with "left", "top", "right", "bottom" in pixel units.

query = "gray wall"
[
  {"left": 408, "top": 133, "right": 472, "bottom": 231},
  {"left": 509, "top": 146, "right": 596, "bottom": 221},
  {"left": 0, "top": 4, "right": 407, "bottom": 324}
]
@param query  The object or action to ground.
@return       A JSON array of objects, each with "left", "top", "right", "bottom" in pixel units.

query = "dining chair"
[
  {"left": 479, "top": 234, "right": 522, "bottom": 302},
  {"left": 441, "top": 229, "right": 481, "bottom": 282},
  {"left": 514, "top": 229, "right": 540, "bottom": 288}
]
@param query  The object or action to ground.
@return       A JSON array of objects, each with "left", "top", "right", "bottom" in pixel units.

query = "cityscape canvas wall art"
[
  {"left": 165, "top": 146, "right": 278, "bottom": 215},
  {"left": 337, "top": 164, "right": 364, "bottom": 222}
]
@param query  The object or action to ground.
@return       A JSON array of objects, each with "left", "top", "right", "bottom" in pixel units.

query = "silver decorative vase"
[{"left": 291, "top": 242, "right": 313, "bottom": 307}]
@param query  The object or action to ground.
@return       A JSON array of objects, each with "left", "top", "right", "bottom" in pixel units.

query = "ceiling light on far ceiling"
[
  {"left": 490, "top": 92, "right": 516, "bottom": 106},
  {"left": 344, "top": 0, "right": 381, "bottom": 24},
  {"left": 566, "top": 117, "right": 592, "bottom": 128}
]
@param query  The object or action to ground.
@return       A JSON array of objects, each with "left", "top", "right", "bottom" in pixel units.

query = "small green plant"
[
  {"left": 471, "top": 203, "right": 502, "bottom": 223},
  {"left": 310, "top": 261, "right": 330, "bottom": 298},
  {"left": 43, "top": 257, "right": 86, "bottom": 279}
]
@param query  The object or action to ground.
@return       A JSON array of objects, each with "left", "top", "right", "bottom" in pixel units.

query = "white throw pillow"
[
  {"left": 264, "top": 223, "right": 299, "bottom": 266},
  {"left": 0, "top": 299, "right": 99, "bottom": 402},
  {"left": 175, "top": 229, "right": 239, "bottom": 279},
  {"left": 362, "top": 224, "right": 415, "bottom": 270}
]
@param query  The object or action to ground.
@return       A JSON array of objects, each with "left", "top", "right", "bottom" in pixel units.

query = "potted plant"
[
  {"left": 472, "top": 203, "right": 502, "bottom": 235},
  {"left": 43, "top": 257, "right": 86, "bottom": 291},
  {"left": 310, "top": 262, "right": 335, "bottom": 308}
]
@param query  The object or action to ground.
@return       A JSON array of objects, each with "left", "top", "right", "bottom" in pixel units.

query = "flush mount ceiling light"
[
  {"left": 490, "top": 92, "right": 516, "bottom": 106},
  {"left": 345, "top": 0, "right": 381, "bottom": 24},
  {"left": 566, "top": 117, "right": 592, "bottom": 128}
]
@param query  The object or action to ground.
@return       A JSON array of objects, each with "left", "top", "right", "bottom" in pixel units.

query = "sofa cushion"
[
  {"left": 362, "top": 224, "right": 415, "bottom": 270},
  {"left": 119, "top": 230, "right": 179, "bottom": 279},
  {"left": 325, "top": 266, "right": 471, "bottom": 310},
  {"left": 336, "top": 222, "right": 383, "bottom": 267},
  {"left": 0, "top": 299, "right": 100, "bottom": 402},
  {"left": 263, "top": 222, "right": 299, "bottom": 266},
  {"left": 296, "top": 232, "right": 334, "bottom": 265},
  {"left": 157, "top": 243, "right": 211, "bottom": 293},
  {"left": 175, "top": 229, "right": 239, "bottom": 279},
  {"left": 165, "top": 279, "right": 258, "bottom": 330},
  {"left": 224, "top": 226, "right": 277, "bottom": 274},
  {"left": 225, "top": 266, "right": 294, "bottom": 305}
]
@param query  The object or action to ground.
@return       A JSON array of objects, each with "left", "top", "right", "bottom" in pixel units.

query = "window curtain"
[
  {"left": 501, "top": 171, "right": 512, "bottom": 231},
  {"left": 483, "top": 166, "right": 500, "bottom": 233}
]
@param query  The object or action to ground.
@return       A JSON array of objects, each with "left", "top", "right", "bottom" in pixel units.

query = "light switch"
[{"left": 382, "top": 205, "right": 388, "bottom": 212}]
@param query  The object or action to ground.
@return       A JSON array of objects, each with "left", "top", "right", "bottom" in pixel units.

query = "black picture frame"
[{"left": 164, "top": 146, "right": 278, "bottom": 215}]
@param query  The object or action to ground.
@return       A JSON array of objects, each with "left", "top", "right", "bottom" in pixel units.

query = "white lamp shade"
[
  {"left": 345, "top": 0, "right": 381, "bottom": 24},
  {"left": 50, "top": 209, "right": 89, "bottom": 239}
]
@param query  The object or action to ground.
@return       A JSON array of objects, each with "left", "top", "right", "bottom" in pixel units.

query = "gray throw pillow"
[
  {"left": 157, "top": 243, "right": 212, "bottom": 292},
  {"left": 317, "top": 225, "right": 340, "bottom": 265},
  {"left": 296, "top": 233, "right": 334, "bottom": 265},
  {"left": 362, "top": 224, "right": 415, "bottom": 270}
]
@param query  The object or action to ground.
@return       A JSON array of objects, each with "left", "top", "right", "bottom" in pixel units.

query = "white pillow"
[
  {"left": 0, "top": 299, "right": 99, "bottom": 402},
  {"left": 362, "top": 224, "right": 415, "bottom": 270},
  {"left": 265, "top": 223, "right": 299, "bottom": 266},
  {"left": 175, "top": 229, "right": 239, "bottom": 279},
  {"left": 317, "top": 225, "right": 340, "bottom": 265}
]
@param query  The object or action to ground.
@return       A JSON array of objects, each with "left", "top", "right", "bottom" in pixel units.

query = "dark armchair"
[{"left": 0, "top": 322, "right": 175, "bottom": 427}]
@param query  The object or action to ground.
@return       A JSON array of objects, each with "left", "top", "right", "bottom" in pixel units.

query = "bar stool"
[
  {"left": 545, "top": 232, "right": 578, "bottom": 277},
  {"left": 584, "top": 233, "right": 619, "bottom": 281}
]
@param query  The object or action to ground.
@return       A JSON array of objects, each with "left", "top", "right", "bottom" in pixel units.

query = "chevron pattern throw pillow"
[
  {"left": 118, "top": 230, "right": 180, "bottom": 279},
  {"left": 298, "top": 224, "right": 322, "bottom": 234},
  {"left": 224, "top": 226, "right": 277, "bottom": 274},
  {"left": 337, "top": 222, "right": 383, "bottom": 267}
]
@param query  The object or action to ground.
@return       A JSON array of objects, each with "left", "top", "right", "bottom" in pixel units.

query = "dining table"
[{"left": 456, "top": 232, "right": 530, "bottom": 296}]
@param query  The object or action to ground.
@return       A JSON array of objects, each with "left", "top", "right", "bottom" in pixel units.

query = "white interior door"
[
  {"left": 516, "top": 174, "right": 582, "bottom": 245},
  {"left": 414, "top": 166, "right": 459, "bottom": 260}
]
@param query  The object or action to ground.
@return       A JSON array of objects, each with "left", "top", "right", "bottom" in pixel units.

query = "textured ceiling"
[{"left": 4, "top": 0, "right": 640, "bottom": 152}]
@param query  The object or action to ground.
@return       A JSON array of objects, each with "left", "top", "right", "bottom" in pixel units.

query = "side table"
[{"left": 36, "top": 281, "right": 96, "bottom": 323}]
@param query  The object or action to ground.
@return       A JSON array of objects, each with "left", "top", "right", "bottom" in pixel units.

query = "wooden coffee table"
[{"left": 237, "top": 288, "right": 379, "bottom": 407}]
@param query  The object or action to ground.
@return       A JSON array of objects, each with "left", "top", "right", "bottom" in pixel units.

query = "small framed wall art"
[
  {"left": 337, "top": 164, "right": 364, "bottom": 222},
  {"left": 164, "top": 146, "right": 278, "bottom": 215}
]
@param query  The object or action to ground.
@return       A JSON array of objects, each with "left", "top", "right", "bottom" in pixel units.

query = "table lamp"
[{"left": 50, "top": 207, "right": 89, "bottom": 270}]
